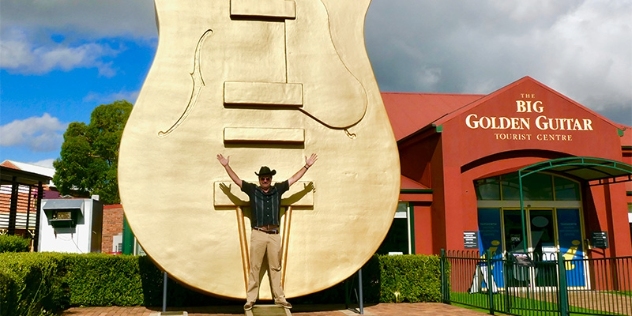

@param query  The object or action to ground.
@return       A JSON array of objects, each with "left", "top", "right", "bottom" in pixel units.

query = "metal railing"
[{"left": 440, "top": 249, "right": 632, "bottom": 315}]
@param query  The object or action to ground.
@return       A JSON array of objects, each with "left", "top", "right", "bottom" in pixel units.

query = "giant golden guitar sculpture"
[{"left": 118, "top": 0, "right": 400, "bottom": 300}]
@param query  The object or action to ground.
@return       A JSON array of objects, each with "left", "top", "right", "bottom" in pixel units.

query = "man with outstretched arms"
[{"left": 216, "top": 153, "right": 318, "bottom": 311}]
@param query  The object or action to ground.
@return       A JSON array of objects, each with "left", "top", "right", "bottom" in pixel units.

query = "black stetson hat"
[{"left": 255, "top": 166, "right": 276, "bottom": 177}]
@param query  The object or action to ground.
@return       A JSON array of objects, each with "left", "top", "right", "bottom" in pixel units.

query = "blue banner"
[
  {"left": 477, "top": 208, "right": 504, "bottom": 288},
  {"left": 557, "top": 208, "right": 585, "bottom": 287}
]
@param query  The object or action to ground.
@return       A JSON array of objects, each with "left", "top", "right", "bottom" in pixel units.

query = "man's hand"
[
  {"left": 217, "top": 154, "right": 229, "bottom": 166},
  {"left": 217, "top": 154, "right": 242, "bottom": 188},
  {"left": 289, "top": 153, "right": 318, "bottom": 186},
  {"left": 305, "top": 153, "right": 318, "bottom": 168}
]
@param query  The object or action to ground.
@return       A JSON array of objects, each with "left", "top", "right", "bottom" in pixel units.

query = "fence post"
[
  {"left": 440, "top": 249, "right": 449, "bottom": 303},
  {"left": 485, "top": 250, "right": 495, "bottom": 315},
  {"left": 345, "top": 277, "right": 350, "bottom": 309},
  {"left": 358, "top": 268, "right": 364, "bottom": 315},
  {"left": 503, "top": 253, "right": 510, "bottom": 314},
  {"left": 557, "top": 253, "right": 569, "bottom": 316},
  {"left": 162, "top": 271, "right": 168, "bottom": 312}
]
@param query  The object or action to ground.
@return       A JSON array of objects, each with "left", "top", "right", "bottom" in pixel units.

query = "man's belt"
[{"left": 253, "top": 226, "right": 279, "bottom": 234}]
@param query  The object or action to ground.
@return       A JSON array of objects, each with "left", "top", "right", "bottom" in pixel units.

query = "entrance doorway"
[
  {"left": 503, "top": 209, "right": 555, "bottom": 256},
  {"left": 476, "top": 172, "right": 588, "bottom": 288},
  {"left": 503, "top": 209, "right": 558, "bottom": 287}
]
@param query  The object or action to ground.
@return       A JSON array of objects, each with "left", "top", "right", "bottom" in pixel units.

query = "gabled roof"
[
  {"left": 1, "top": 160, "right": 55, "bottom": 178},
  {"left": 0, "top": 166, "right": 52, "bottom": 186},
  {"left": 382, "top": 92, "right": 484, "bottom": 141},
  {"left": 432, "top": 76, "right": 625, "bottom": 130},
  {"left": 0, "top": 160, "right": 55, "bottom": 186}
]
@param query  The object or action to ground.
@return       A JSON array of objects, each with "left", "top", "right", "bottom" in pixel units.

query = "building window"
[
  {"left": 475, "top": 172, "right": 579, "bottom": 202},
  {"left": 554, "top": 176, "right": 581, "bottom": 201},
  {"left": 475, "top": 178, "right": 501, "bottom": 200},
  {"left": 377, "top": 202, "right": 413, "bottom": 255}
]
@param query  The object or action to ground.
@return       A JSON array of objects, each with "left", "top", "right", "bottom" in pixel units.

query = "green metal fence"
[{"left": 440, "top": 249, "right": 632, "bottom": 315}]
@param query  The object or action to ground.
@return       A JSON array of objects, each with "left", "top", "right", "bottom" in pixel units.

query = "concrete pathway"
[{"left": 62, "top": 303, "right": 488, "bottom": 316}]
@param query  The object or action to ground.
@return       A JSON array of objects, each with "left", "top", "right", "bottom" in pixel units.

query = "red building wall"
[{"left": 396, "top": 77, "right": 631, "bottom": 256}]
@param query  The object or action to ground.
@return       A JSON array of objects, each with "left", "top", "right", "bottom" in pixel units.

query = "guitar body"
[{"left": 119, "top": 0, "right": 400, "bottom": 299}]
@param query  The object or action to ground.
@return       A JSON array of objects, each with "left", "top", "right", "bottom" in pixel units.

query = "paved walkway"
[{"left": 63, "top": 303, "right": 488, "bottom": 316}]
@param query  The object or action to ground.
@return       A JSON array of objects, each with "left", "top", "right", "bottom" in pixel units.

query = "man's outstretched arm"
[
  {"left": 288, "top": 153, "right": 318, "bottom": 186},
  {"left": 217, "top": 154, "right": 243, "bottom": 188}
]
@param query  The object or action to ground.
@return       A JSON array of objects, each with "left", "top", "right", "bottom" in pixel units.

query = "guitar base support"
[{"left": 245, "top": 304, "right": 292, "bottom": 316}]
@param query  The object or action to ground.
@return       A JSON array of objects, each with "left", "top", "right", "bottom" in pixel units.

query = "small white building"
[{"left": 38, "top": 196, "right": 103, "bottom": 253}]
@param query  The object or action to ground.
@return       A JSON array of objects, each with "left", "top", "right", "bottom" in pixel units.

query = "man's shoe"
[
  {"left": 275, "top": 299, "right": 292, "bottom": 309},
  {"left": 244, "top": 301, "right": 254, "bottom": 310}
]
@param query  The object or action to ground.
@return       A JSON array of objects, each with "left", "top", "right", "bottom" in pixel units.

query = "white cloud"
[
  {"left": 0, "top": 0, "right": 157, "bottom": 40},
  {"left": 541, "top": 1, "right": 632, "bottom": 111},
  {"left": 365, "top": 0, "right": 632, "bottom": 125},
  {"left": 0, "top": 29, "right": 120, "bottom": 76},
  {"left": 29, "top": 159, "right": 56, "bottom": 169},
  {"left": 0, "top": 114, "right": 68, "bottom": 152},
  {"left": 83, "top": 89, "right": 140, "bottom": 104},
  {"left": 0, "top": 0, "right": 628, "bottom": 125},
  {"left": 0, "top": 0, "right": 156, "bottom": 75}
]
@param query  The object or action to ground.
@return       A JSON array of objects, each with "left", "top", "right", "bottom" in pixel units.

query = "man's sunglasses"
[{"left": 259, "top": 177, "right": 271, "bottom": 181}]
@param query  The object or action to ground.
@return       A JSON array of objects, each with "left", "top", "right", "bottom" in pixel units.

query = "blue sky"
[{"left": 1, "top": 0, "right": 631, "bottom": 169}]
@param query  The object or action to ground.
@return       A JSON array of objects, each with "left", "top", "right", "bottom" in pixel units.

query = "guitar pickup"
[
  {"left": 224, "top": 82, "right": 303, "bottom": 107},
  {"left": 230, "top": 0, "right": 296, "bottom": 19},
  {"left": 223, "top": 127, "right": 304, "bottom": 145}
]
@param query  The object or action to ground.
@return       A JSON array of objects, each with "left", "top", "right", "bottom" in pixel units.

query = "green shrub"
[
  {"left": 292, "top": 254, "right": 381, "bottom": 305},
  {"left": 0, "top": 271, "right": 18, "bottom": 315},
  {"left": 0, "top": 235, "right": 30, "bottom": 253},
  {"left": 0, "top": 252, "right": 444, "bottom": 313},
  {"left": 378, "top": 254, "right": 442, "bottom": 303},
  {"left": 293, "top": 254, "right": 441, "bottom": 305},
  {"left": 64, "top": 253, "right": 145, "bottom": 306},
  {"left": 0, "top": 252, "right": 70, "bottom": 316},
  {"left": 65, "top": 253, "right": 443, "bottom": 306},
  {"left": 64, "top": 254, "right": 225, "bottom": 307}
]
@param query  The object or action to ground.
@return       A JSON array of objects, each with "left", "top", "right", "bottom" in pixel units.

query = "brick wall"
[{"left": 102, "top": 204, "right": 124, "bottom": 253}]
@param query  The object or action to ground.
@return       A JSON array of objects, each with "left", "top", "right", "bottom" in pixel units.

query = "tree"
[{"left": 53, "top": 100, "right": 133, "bottom": 204}]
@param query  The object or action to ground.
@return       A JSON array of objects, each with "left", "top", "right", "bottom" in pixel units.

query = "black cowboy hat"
[{"left": 255, "top": 166, "right": 276, "bottom": 177}]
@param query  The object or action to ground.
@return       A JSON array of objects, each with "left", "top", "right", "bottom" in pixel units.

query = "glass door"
[
  {"left": 529, "top": 209, "right": 557, "bottom": 287},
  {"left": 503, "top": 209, "right": 530, "bottom": 287},
  {"left": 502, "top": 209, "right": 556, "bottom": 287},
  {"left": 503, "top": 210, "right": 525, "bottom": 253}
]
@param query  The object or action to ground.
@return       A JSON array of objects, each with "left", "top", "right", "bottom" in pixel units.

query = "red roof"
[
  {"left": 0, "top": 160, "right": 20, "bottom": 170},
  {"left": 381, "top": 92, "right": 483, "bottom": 141}
]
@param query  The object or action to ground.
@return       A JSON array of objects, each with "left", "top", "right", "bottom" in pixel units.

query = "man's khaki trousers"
[{"left": 246, "top": 229, "right": 285, "bottom": 302}]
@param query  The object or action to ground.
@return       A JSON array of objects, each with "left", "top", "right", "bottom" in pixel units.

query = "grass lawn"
[{"left": 449, "top": 292, "right": 611, "bottom": 316}]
